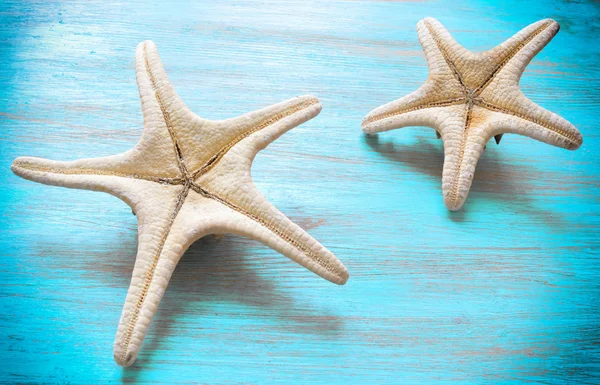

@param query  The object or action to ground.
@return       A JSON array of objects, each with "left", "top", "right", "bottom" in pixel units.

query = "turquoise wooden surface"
[{"left": 1, "top": 0, "right": 599, "bottom": 383}]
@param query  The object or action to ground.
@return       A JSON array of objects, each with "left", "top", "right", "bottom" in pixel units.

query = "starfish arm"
[
  {"left": 190, "top": 95, "right": 321, "bottom": 177},
  {"left": 136, "top": 40, "right": 209, "bottom": 173},
  {"left": 439, "top": 105, "right": 489, "bottom": 211},
  {"left": 419, "top": 17, "right": 491, "bottom": 90},
  {"left": 475, "top": 19, "right": 560, "bottom": 94},
  {"left": 192, "top": 183, "right": 348, "bottom": 284},
  {"left": 12, "top": 142, "right": 181, "bottom": 181},
  {"left": 113, "top": 184, "right": 192, "bottom": 367},
  {"left": 10, "top": 155, "right": 184, "bottom": 202},
  {"left": 361, "top": 17, "right": 469, "bottom": 134},
  {"left": 478, "top": 95, "right": 583, "bottom": 149},
  {"left": 362, "top": 82, "right": 466, "bottom": 134},
  {"left": 416, "top": 18, "right": 470, "bottom": 89},
  {"left": 136, "top": 41, "right": 200, "bottom": 130}
]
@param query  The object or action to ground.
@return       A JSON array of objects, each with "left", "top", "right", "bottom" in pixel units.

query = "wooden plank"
[{"left": 1, "top": 0, "right": 599, "bottom": 383}]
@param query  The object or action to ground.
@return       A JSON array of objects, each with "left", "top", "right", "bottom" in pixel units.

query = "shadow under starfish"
[
  {"left": 57, "top": 229, "right": 345, "bottom": 369},
  {"left": 364, "top": 133, "right": 567, "bottom": 227},
  {"left": 124, "top": 237, "right": 344, "bottom": 375}
]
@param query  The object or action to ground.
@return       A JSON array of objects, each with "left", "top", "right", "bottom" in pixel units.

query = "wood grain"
[{"left": 1, "top": 0, "right": 599, "bottom": 383}]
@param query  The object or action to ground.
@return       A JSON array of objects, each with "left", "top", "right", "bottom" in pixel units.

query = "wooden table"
[{"left": 1, "top": 0, "right": 599, "bottom": 383}]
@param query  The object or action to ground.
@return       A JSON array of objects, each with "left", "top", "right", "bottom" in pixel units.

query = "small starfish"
[
  {"left": 11, "top": 41, "right": 349, "bottom": 367},
  {"left": 362, "top": 18, "right": 583, "bottom": 211}
]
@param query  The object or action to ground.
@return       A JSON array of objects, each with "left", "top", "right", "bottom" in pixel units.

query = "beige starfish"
[
  {"left": 11, "top": 41, "right": 349, "bottom": 367},
  {"left": 362, "top": 18, "right": 583, "bottom": 211}
]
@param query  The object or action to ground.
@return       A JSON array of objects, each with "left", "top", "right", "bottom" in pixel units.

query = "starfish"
[
  {"left": 11, "top": 41, "right": 349, "bottom": 367},
  {"left": 362, "top": 18, "right": 583, "bottom": 211}
]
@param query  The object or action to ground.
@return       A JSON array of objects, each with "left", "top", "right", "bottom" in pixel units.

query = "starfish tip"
[
  {"left": 302, "top": 94, "right": 322, "bottom": 114},
  {"left": 419, "top": 16, "right": 438, "bottom": 25},
  {"left": 446, "top": 203, "right": 464, "bottom": 212},
  {"left": 542, "top": 18, "right": 559, "bottom": 26},
  {"left": 336, "top": 268, "right": 350, "bottom": 285},
  {"left": 361, "top": 112, "right": 381, "bottom": 134},
  {"left": 361, "top": 122, "right": 374, "bottom": 134},
  {"left": 288, "top": 95, "right": 322, "bottom": 121},
  {"left": 443, "top": 194, "right": 466, "bottom": 212},
  {"left": 138, "top": 39, "right": 156, "bottom": 49},
  {"left": 11, "top": 156, "right": 36, "bottom": 179},
  {"left": 570, "top": 130, "right": 584, "bottom": 150},
  {"left": 534, "top": 18, "right": 560, "bottom": 37},
  {"left": 10, "top": 157, "right": 23, "bottom": 175},
  {"left": 11, "top": 156, "right": 61, "bottom": 184},
  {"left": 114, "top": 349, "right": 137, "bottom": 367}
]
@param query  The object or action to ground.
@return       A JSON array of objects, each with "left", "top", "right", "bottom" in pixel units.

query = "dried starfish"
[
  {"left": 362, "top": 18, "right": 583, "bottom": 210},
  {"left": 11, "top": 41, "right": 349, "bottom": 367}
]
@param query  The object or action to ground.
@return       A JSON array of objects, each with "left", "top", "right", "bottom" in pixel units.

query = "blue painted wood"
[{"left": 1, "top": 0, "right": 599, "bottom": 383}]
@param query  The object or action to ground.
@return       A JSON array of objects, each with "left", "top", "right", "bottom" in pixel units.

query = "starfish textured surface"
[
  {"left": 362, "top": 18, "right": 583, "bottom": 211},
  {"left": 11, "top": 41, "right": 349, "bottom": 367}
]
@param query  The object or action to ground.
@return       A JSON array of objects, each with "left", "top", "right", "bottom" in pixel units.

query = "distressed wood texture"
[{"left": 1, "top": 0, "right": 599, "bottom": 384}]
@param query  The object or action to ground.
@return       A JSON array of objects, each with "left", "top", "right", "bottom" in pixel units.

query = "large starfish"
[
  {"left": 362, "top": 18, "right": 583, "bottom": 211},
  {"left": 11, "top": 41, "right": 349, "bottom": 367}
]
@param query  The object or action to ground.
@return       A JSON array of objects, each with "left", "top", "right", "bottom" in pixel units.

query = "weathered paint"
[{"left": 1, "top": 0, "right": 599, "bottom": 383}]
